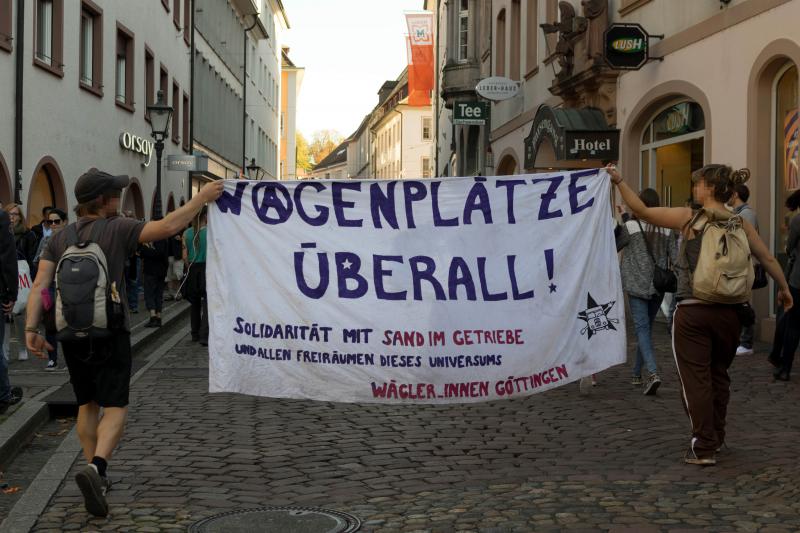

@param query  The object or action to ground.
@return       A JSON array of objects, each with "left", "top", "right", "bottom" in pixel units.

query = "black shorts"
[{"left": 62, "top": 332, "right": 132, "bottom": 408}]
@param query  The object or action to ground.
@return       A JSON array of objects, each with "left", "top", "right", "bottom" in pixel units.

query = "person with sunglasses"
[{"left": 34, "top": 209, "right": 67, "bottom": 370}]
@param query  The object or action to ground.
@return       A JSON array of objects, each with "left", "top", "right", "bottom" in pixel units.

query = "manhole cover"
[{"left": 188, "top": 506, "right": 361, "bottom": 533}]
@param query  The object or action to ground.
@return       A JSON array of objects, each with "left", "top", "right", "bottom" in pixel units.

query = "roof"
[{"left": 312, "top": 140, "right": 349, "bottom": 171}]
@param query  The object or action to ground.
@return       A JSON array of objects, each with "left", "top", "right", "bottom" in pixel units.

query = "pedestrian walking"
[
  {"left": 0, "top": 209, "right": 23, "bottom": 414},
  {"left": 139, "top": 237, "right": 170, "bottom": 328},
  {"left": 619, "top": 188, "right": 675, "bottom": 395},
  {"left": 30, "top": 205, "right": 54, "bottom": 253},
  {"left": 165, "top": 232, "right": 185, "bottom": 301},
  {"left": 728, "top": 184, "right": 760, "bottom": 356},
  {"left": 4, "top": 203, "right": 37, "bottom": 361},
  {"left": 34, "top": 208, "right": 68, "bottom": 371},
  {"left": 768, "top": 189, "right": 800, "bottom": 381},
  {"left": 183, "top": 208, "right": 208, "bottom": 346},
  {"left": 608, "top": 164, "right": 792, "bottom": 466},
  {"left": 24, "top": 169, "right": 223, "bottom": 517}
]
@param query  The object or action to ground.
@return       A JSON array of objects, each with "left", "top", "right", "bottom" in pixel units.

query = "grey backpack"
[{"left": 55, "top": 219, "right": 112, "bottom": 341}]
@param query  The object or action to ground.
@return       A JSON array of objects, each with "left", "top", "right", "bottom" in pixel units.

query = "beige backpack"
[{"left": 688, "top": 209, "right": 754, "bottom": 304}]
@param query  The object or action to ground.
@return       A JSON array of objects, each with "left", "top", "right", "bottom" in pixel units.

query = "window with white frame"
[
  {"left": 422, "top": 117, "right": 432, "bottom": 141},
  {"left": 422, "top": 157, "right": 432, "bottom": 178},
  {"left": 458, "top": 0, "right": 469, "bottom": 61},
  {"left": 36, "top": 0, "right": 54, "bottom": 64}
]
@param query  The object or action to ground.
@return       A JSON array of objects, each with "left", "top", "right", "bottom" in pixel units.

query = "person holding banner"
[
  {"left": 23, "top": 170, "right": 223, "bottom": 517},
  {"left": 608, "top": 164, "right": 792, "bottom": 466}
]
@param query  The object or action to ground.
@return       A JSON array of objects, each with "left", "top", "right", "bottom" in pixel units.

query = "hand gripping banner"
[{"left": 207, "top": 170, "right": 626, "bottom": 403}]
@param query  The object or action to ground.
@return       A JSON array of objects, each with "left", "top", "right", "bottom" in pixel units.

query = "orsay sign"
[
  {"left": 475, "top": 77, "right": 519, "bottom": 101},
  {"left": 604, "top": 24, "right": 651, "bottom": 71},
  {"left": 119, "top": 132, "right": 154, "bottom": 167}
]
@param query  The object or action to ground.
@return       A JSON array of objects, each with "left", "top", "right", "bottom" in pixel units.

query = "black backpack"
[{"left": 54, "top": 219, "right": 114, "bottom": 341}]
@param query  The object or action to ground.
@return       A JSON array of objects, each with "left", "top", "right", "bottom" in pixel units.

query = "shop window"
[
  {"left": 79, "top": 1, "right": 102, "bottom": 96},
  {"left": 172, "top": 80, "right": 180, "bottom": 144},
  {"left": 115, "top": 23, "right": 134, "bottom": 111},
  {"left": 1, "top": 0, "right": 12, "bottom": 53},
  {"left": 458, "top": 0, "right": 468, "bottom": 61},
  {"left": 525, "top": 0, "right": 538, "bottom": 74},
  {"left": 34, "top": 0, "right": 64, "bottom": 76},
  {"left": 774, "top": 64, "right": 799, "bottom": 280},
  {"left": 495, "top": 9, "right": 506, "bottom": 77}
]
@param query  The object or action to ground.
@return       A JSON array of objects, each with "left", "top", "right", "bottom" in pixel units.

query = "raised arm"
[
  {"left": 744, "top": 219, "right": 793, "bottom": 310},
  {"left": 138, "top": 181, "right": 224, "bottom": 244},
  {"left": 606, "top": 165, "right": 693, "bottom": 231}
]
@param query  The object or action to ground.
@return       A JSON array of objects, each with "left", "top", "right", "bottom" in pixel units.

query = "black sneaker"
[
  {"left": 75, "top": 464, "right": 109, "bottom": 517},
  {"left": 643, "top": 374, "right": 661, "bottom": 396},
  {"left": 684, "top": 448, "right": 716, "bottom": 466},
  {"left": 0, "top": 386, "right": 23, "bottom": 413}
]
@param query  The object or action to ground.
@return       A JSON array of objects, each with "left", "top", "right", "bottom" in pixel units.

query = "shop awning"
[{"left": 523, "top": 105, "right": 620, "bottom": 170}]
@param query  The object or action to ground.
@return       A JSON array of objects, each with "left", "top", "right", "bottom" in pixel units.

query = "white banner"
[{"left": 207, "top": 170, "right": 626, "bottom": 403}]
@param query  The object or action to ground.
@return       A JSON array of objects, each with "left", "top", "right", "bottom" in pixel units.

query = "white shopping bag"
[{"left": 13, "top": 259, "right": 31, "bottom": 315}]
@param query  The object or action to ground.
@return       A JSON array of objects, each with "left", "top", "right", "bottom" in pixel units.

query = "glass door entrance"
[{"left": 640, "top": 101, "right": 706, "bottom": 207}]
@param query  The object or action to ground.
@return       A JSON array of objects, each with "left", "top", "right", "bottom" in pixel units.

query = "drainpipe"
[
  {"left": 188, "top": 0, "right": 195, "bottom": 199},
  {"left": 13, "top": 0, "right": 24, "bottom": 203},
  {"left": 434, "top": 0, "right": 440, "bottom": 177},
  {"left": 242, "top": 15, "right": 257, "bottom": 175}
]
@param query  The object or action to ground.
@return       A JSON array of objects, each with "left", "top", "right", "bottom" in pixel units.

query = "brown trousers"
[{"left": 672, "top": 303, "right": 740, "bottom": 457}]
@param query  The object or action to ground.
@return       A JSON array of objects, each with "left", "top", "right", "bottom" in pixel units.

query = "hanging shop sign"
[
  {"left": 453, "top": 102, "right": 489, "bottom": 125},
  {"left": 604, "top": 24, "right": 651, "bottom": 71},
  {"left": 524, "top": 105, "right": 620, "bottom": 169},
  {"left": 119, "top": 132, "right": 155, "bottom": 168},
  {"left": 167, "top": 154, "right": 209, "bottom": 172},
  {"left": 475, "top": 77, "right": 519, "bottom": 101}
]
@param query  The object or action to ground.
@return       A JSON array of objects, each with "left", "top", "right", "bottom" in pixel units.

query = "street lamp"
[
  {"left": 147, "top": 89, "right": 173, "bottom": 220},
  {"left": 246, "top": 158, "right": 266, "bottom": 180}
]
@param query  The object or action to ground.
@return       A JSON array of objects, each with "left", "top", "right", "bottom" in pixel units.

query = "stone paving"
[{"left": 29, "top": 323, "right": 800, "bottom": 532}]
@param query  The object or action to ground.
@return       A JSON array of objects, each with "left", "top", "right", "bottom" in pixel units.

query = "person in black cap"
[{"left": 23, "top": 168, "right": 223, "bottom": 517}]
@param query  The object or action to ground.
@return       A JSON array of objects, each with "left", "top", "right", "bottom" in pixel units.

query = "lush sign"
[
  {"left": 207, "top": 171, "right": 626, "bottom": 404},
  {"left": 604, "top": 24, "right": 650, "bottom": 70}
]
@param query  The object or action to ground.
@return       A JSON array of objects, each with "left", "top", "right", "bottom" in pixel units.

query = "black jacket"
[
  {"left": 0, "top": 210, "right": 19, "bottom": 304},
  {"left": 138, "top": 239, "right": 170, "bottom": 277},
  {"left": 14, "top": 227, "right": 38, "bottom": 271}
]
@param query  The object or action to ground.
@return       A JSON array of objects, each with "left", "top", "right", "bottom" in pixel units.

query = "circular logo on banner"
[{"left": 475, "top": 77, "right": 519, "bottom": 101}]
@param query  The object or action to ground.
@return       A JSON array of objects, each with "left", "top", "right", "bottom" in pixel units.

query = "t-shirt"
[
  {"left": 184, "top": 226, "right": 207, "bottom": 263},
  {"left": 41, "top": 216, "right": 146, "bottom": 331}
]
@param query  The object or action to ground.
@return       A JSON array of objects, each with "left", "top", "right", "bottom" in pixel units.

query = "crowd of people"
[
  {"left": 1, "top": 163, "right": 799, "bottom": 517},
  {"left": 609, "top": 163, "right": 795, "bottom": 467}
]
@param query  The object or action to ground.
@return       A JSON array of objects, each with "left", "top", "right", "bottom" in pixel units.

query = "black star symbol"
[{"left": 549, "top": 283, "right": 557, "bottom": 293}]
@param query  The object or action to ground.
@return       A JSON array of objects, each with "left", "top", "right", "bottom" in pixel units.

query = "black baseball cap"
[{"left": 75, "top": 168, "right": 130, "bottom": 203}]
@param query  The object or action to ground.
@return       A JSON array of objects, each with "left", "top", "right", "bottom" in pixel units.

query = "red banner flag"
[{"left": 405, "top": 13, "right": 433, "bottom": 107}]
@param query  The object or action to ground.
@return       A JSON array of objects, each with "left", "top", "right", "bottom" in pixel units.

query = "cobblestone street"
[{"left": 22, "top": 320, "right": 799, "bottom": 533}]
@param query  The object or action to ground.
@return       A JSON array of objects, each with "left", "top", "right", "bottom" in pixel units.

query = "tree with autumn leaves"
[{"left": 296, "top": 129, "right": 343, "bottom": 170}]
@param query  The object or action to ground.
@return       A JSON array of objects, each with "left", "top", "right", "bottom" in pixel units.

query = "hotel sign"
[{"left": 604, "top": 24, "right": 650, "bottom": 71}]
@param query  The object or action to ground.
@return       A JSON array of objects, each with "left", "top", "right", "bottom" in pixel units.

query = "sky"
[{"left": 282, "top": 0, "right": 426, "bottom": 141}]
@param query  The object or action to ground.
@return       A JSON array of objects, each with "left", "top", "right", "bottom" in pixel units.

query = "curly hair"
[{"left": 691, "top": 164, "right": 750, "bottom": 203}]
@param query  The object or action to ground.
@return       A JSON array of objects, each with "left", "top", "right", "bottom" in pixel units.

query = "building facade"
[
  {"left": 447, "top": 0, "right": 799, "bottom": 336},
  {"left": 370, "top": 70, "right": 434, "bottom": 180},
  {"left": 280, "top": 46, "right": 303, "bottom": 180},
  {"left": 0, "top": 0, "right": 192, "bottom": 222},
  {"left": 192, "top": 0, "right": 287, "bottom": 187}
]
